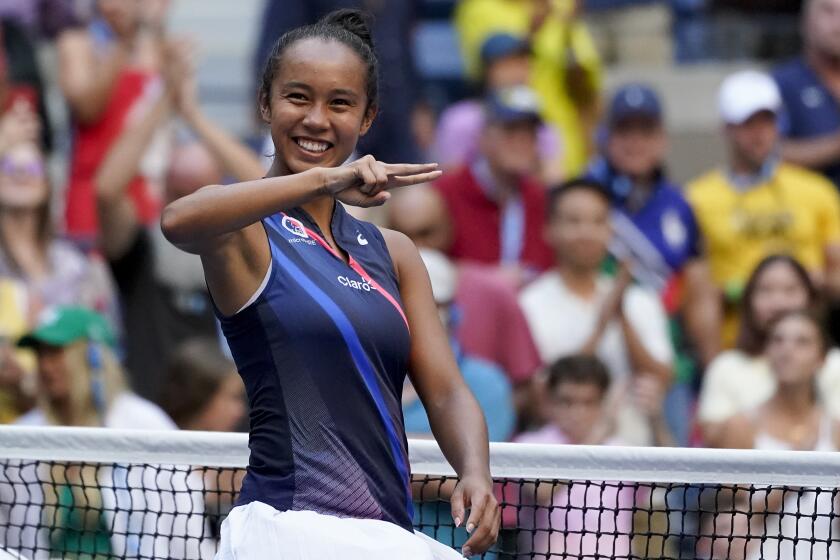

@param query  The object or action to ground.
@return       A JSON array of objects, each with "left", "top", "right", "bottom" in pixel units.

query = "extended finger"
[
  {"left": 450, "top": 485, "right": 465, "bottom": 528},
  {"left": 357, "top": 162, "right": 381, "bottom": 194},
  {"left": 383, "top": 162, "right": 439, "bottom": 176},
  {"left": 371, "top": 160, "right": 389, "bottom": 187},
  {"left": 390, "top": 170, "right": 443, "bottom": 188},
  {"left": 463, "top": 497, "right": 498, "bottom": 552}
]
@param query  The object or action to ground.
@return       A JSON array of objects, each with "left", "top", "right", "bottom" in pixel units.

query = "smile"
[{"left": 294, "top": 137, "right": 333, "bottom": 154}]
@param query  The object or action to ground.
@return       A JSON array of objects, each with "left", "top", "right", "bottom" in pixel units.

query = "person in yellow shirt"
[
  {"left": 687, "top": 70, "right": 840, "bottom": 345},
  {"left": 454, "top": 0, "right": 602, "bottom": 178}
]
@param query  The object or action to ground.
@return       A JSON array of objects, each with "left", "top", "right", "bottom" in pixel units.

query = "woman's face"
[
  {"left": 0, "top": 143, "right": 47, "bottom": 209},
  {"left": 750, "top": 262, "right": 810, "bottom": 326},
  {"left": 766, "top": 315, "right": 824, "bottom": 387},
  {"left": 262, "top": 38, "right": 374, "bottom": 175},
  {"left": 36, "top": 344, "right": 70, "bottom": 403},
  {"left": 190, "top": 373, "right": 245, "bottom": 432}
]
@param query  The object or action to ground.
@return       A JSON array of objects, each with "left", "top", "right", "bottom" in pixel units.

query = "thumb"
[{"left": 450, "top": 483, "right": 465, "bottom": 528}]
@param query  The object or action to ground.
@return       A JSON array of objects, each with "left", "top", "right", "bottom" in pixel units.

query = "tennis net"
[{"left": 0, "top": 426, "right": 839, "bottom": 559}]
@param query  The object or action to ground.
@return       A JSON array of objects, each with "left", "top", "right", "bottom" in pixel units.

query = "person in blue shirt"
[
  {"left": 586, "top": 84, "right": 720, "bottom": 370},
  {"left": 773, "top": 0, "right": 840, "bottom": 190},
  {"left": 162, "top": 9, "right": 499, "bottom": 560}
]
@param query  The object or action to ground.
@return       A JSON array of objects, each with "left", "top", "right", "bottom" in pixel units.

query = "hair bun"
[{"left": 320, "top": 9, "right": 374, "bottom": 50}]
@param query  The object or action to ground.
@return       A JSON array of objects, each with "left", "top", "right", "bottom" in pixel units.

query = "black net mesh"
[{"left": 0, "top": 459, "right": 838, "bottom": 559}]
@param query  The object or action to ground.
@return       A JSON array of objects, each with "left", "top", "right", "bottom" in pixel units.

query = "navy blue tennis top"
[{"left": 218, "top": 202, "right": 414, "bottom": 530}]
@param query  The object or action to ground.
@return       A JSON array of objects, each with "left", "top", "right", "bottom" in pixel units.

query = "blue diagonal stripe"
[{"left": 264, "top": 218, "right": 414, "bottom": 518}]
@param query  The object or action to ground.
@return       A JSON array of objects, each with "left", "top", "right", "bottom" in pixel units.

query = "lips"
[{"left": 293, "top": 137, "right": 333, "bottom": 155}]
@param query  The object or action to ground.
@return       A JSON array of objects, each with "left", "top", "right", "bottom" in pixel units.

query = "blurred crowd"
[{"left": 0, "top": 0, "right": 838, "bottom": 558}]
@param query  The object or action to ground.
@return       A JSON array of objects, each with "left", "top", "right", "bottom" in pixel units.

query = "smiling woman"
[{"left": 160, "top": 8, "right": 499, "bottom": 560}]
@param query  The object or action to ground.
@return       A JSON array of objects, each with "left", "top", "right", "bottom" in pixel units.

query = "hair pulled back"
[{"left": 259, "top": 9, "right": 379, "bottom": 114}]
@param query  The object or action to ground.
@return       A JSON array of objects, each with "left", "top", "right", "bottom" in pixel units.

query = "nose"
[{"left": 302, "top": 102, "right": 329, "bottom": 131}]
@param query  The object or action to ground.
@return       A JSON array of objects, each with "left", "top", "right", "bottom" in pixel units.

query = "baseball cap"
[
  {"left": 18, "top": 306, "right": 115, "bottom": 349},
  {"left": 718, "top": 70, "right": 782, "bottom": 125},
  {"left": 607, "top": 84, "right": 662, "bottom": 124},
  {"left": 484, "top": 85, "right": 542, "bottom": 125},
  {"left": 480, "top": 33, "right": 530, "bottom": 66}
]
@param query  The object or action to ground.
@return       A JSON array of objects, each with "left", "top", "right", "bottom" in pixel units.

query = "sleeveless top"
[{"left": 218, "top": 202, "right": 414, "bottom": 531}]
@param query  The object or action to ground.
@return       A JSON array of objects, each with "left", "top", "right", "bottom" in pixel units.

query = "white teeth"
[{"left": 296, "top": 139, "right": 330, "bottom": 153}]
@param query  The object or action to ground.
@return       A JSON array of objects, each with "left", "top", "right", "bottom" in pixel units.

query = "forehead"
[
  {"left": 553, "top": 381, "right": 603, "bottom": 398},
  {"left": 276, "top": 38, "right": 367, "bottom": 94},
  {"left": 555, "top": 188, "right": 610, "bottom": 215}
]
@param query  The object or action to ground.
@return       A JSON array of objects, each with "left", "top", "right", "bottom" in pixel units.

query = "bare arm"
[
  {"left": 683, "top": 259, "right": 722, "bottom": 366},
  {"left": 161, "top": 157, "right": 440, "bottom": 315},
  {"left": 57, "top": 30, "right": 132, "bottom": 124},
  {"left": 95, "top": 88, "right": 172, "bottom": 259},
  {"left": 619, "top": 314, "right": 673, "bottom": 384},
  {"left": 781, "top": 134, "right": 840, "bottom": 170},
  {"left": 823, "top": 243, "right": 840, "bottom": 298},
  {"left": 383, "top": 229, "right": 498, "bottom": 556}
]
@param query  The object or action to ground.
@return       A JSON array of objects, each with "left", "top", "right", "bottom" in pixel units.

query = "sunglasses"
[{"left": 0, "top": 159, "right": 44, "bottom": 179}]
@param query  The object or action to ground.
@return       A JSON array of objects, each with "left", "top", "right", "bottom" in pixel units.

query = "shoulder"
[
  {"left": 707, "top": 350, "right": 754, "bottom": 376},
  {"left": 520, "top": 270, "right": 561, "bottom": 305},
  {"left": 777, "top": 163, "right": 838, "bottom": 195},
  {"left": 719, "top": 412, "right": 757, "bottom": 449},
  {"left": 685, "top": 169, "right": 727, "bottom": 201},
  {"left": 378, "top": 227, "right": 421, "bottom": 281},
  {"left": 772, "top": 57, "right": 810, "bottom": 88},
  {"left": 107, "top": 393, "right": 177, "bottom": 430}
]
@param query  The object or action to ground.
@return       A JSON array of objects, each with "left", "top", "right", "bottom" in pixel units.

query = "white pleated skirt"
[{"left": 215, "top": 501, "right": 463, "bottom": 560}]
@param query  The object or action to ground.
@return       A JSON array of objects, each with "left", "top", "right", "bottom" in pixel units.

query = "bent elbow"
[{"left": 160, "top": 202, "right": 191, "bottom": 247}]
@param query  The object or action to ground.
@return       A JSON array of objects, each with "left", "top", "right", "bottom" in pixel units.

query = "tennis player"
[{"left": 162, "top": 9, "right": 499, "bottom": 559}]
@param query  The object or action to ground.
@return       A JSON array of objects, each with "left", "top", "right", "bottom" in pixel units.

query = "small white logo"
[
  {"left": 281, "top": 216, "right": 308, "bottom": 238},
  {"left": 338, "top": 275, "right": 374, "bottom": 291},
  {"left": 802, "top": 86, "right": 824, "bottom": 109},
  {"left": 357, "top": 233, "right": 369, "bottom": 246}
]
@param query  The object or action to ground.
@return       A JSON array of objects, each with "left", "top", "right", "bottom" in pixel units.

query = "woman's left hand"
[{"left": 450, "top": 473, "right": 500, "bottom": 557}]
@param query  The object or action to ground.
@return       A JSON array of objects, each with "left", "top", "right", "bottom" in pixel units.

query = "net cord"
[{"left": 1, "top": 426, "right": 839, "bottom": 487}]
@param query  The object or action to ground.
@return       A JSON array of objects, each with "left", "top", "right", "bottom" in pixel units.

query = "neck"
[
  {"left": 557, "top": 262, "right": 598, "bottom": 297},
  {"left": 730, "top": 154, "right": 765, "bottom": 178},
  {"left": 807, "top": 46, "right": 840, "bottom": 77},
  {"left": 301, "top": 196, "right": 336, "bottom": 236},
  {"left": 0, "top": 208, "right": 46, "bottom": 275},
  {"left": 769, "top": 380, "right": 817, "bottom": 417},
  {"left": 482, "top": 159, "right": 518, "bottom": 201}
]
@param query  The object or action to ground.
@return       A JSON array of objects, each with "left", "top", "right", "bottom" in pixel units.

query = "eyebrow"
[{"left": 282, "top": 82, "right": 359, "bottom": 98}]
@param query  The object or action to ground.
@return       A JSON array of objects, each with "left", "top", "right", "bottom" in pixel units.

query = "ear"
[
  {"left": 258, "top": 92, "right": 272, "bottom": 124},
  {"left": 359, "top": 105, "right": 378, "bottom": 136}
]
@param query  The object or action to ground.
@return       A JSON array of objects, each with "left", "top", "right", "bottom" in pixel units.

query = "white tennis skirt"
[{"left": 214, "top": 501, "right": 464, "bottom": 560}]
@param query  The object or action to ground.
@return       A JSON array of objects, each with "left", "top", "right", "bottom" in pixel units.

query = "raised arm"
[
  {"left": 161, "top": 157, "right": 440, "bottom": 315},
  {"left": 383, "top": 229, "right": 499, "bottom": 557}
]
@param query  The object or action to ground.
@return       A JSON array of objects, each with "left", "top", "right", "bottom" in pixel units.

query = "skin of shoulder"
[
  {"left": 718, "top": 412, "right": 756, "bottom": 449},
  {"left": 377, "top": 226, "right": 417, "bottom": 283}
]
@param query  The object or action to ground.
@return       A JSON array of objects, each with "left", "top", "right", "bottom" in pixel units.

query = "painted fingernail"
[
  {"left": 454, "top": 517, "right": 461, "bottom": 527},
  {"left": 467, "top": 522, "right": 475, "bottom": 533}
]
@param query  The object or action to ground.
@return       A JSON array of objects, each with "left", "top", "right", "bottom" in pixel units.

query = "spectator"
[
  {"left": 388, "top": 185, "right": 542, "bottom": 427},
  {"left": 404, "top": 248, "right": 515, "bottom": 443},
  {"left": 0, "top": 17, "right": 53, "bottom": 152},
  {"left": 687, "top": 69, "right": 840, "bottom": 345},
  {"left": 519, "top": 178, "right": 673, "bottom": 444},
  {"left": 406, "top": 248, "right": 513, "bottom": 559},
  {"left": 454, "top": 0, "right": 602, "bottom": 176},
  {"left": 95, "top": 41, "right": 264, "bottom": 403},
  {"left": 716, "top": 309, "right": 840, "bottom": 559},
  {"left": 0, "top": 139, "right": 118, "bottom": 328},
  {"left": 253, "top": 0, "right": 421, "bottom": 163},
  {"left": 3, "top": 306, "right": 210, "bottom": 559},
  {"left": 773, "top": 0, "right": 840, "bottom": 188},
  {"left": 587, "top": 83, "right": 721, "bottom": 366},
  {"left": 433, "top": 86, "right": 554, "bottom": 281},
  {"left": 509, "top": 355, "right": 670, "bottom": 558},
  {"left": 161, "top": 337, "right": 245, "bottom": 432},
  {"left": 57, "top": 0, "right": 172, "bottom": 246},
  {"left": 698, "top": 255, "right": 840, "bottom": 446},
  {"left": 432, "top": 32, "right": 563, "bottom": 184}
]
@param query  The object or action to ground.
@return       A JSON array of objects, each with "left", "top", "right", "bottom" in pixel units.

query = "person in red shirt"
[{"left": 433, "top": 85, "right": 554, "bottom": 283}]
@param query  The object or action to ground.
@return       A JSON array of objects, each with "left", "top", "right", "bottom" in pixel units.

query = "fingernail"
[
  {"left": 454, "top": 517, "right": 461, "bottom": 527},
  {"left": 467, "top": 522, "right": 475, "bottom": 533},
  {"left": 462, "top": 547, "right": 472, "bottom": 558}
]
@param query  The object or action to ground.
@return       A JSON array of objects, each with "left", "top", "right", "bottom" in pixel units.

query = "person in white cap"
[{"left": 686, "top": 69, "right": 840, "bottom": 347}]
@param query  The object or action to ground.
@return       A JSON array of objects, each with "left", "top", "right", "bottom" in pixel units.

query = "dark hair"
[
  {"left": 258, "top": 9, "right": 379, "bottom": 114},
  {"left": 736, "top": 254, "right": 820, "bottom": 356},
  {"left": 161, "top": 338, "right": 237, "bottom": 429},
  {"left": 546, "top": 177, "right": 611, "bottom": 222},
  {"left": 767, "top": 308, "right": 831, "bottom": 356},
  {"left": 546, "top": 354, "right": 612, "bottom": 396}
]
